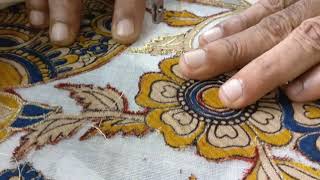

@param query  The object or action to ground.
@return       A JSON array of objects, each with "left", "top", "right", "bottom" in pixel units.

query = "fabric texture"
[{"left": 0, "top": 0, "right": 319, "bottom": 179}]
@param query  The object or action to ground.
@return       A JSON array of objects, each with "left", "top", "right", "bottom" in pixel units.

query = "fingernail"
[
  {"left": 220, "top": 79, "right": 243, "bottom": 103},
  {"left": 182, "top": 49, "right": 207, "bottom": 69},
  {"left": 51, "top": 22, "right": 69, "bottom": 42},
  {"left": 116, "top": 19, "right": 134, "bottom": 37},
  {"left": 288, "top": 80, "right": 304, "bottom": 96},
  {"left": 201, "top": 27, "right": 223, "bottom": 43},
  {"left": 30, "top": 10, "right": 45, "bottom": 26}
]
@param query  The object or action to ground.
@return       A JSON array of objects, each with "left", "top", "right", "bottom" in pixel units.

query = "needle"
[{"left": 151, "top": 0, "right": 164, "bottom": 24}]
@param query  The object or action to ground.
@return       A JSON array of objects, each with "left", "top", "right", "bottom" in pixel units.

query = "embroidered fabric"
[{"left": 0, "top": 0, "right": 320, "bottom": 180}]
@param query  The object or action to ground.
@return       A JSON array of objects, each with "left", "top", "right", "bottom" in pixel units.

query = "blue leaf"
[
  {"left": 10, "top": 103, "right": 57, "bottom": 129},
  {"left": 10, "top": 117, "right": 44, "bottom": 128},
  {"left": 0, "top": 162, "right": 46, "bottom": 180},
  {"left": 20, "top": 104, "right": 53, "bottom": 117}
]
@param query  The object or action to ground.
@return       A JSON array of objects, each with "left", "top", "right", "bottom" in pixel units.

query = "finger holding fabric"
[
  {"left": 285, "top": 64, "right": 320, "bottom": 102},
  {"left": 198, "top": 0, "right": 298, "bottom": 46},
  {"left": 112, "top": 0, "right": 146, "bottom": 44},
  {"left": 179, "top": 0, "right": 320, "bottom": 108},
  {"left": 180, "top": 0, "right": 320, "bottom": 79},
  {"left": 27, "top": 0, "right": 146, "bottom": 46},
  {"left": 219, "top": 16, "right": 320, "bottom": 108}
]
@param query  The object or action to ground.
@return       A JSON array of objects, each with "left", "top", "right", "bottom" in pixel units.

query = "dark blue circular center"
[{"left": 183, "top": 80, "right": 256, "bottom": 122}]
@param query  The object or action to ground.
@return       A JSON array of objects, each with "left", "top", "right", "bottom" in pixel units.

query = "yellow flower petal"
[
  {"left": 146, "top": 107, "right": 205, "bottom": 148},
  {"left": 304, "top": 104, "right": 320, "bottom": 119},
  {"left": 159, "top": 57, "right": 187, "bottom": 84},
  {"left": 136, "top": 73, "right": 180, "bottom": 108},
  {"left": 197, "top": 124, "right": 257, "bottom": 159},
  {"left": 249, "top": 122, "right": 292, "bottom": 146},
  {"left": 249, "top": 107, "right": 282, "bottom": 134},
  {"left": 207, "top": 124, "right": 251, "bottom": 147},
  {"left": 0, "top": 92, "right": 23, "bottom": 142},
  {"left": 275, "top": 160, "right": 320, "bottom": 179},
  {"left": 0, "top": 128, "right": 10, "bottom": 142},
  {"left": 0, "top": 60, "right": 29, "bottom": 89},
  {"left": 293, "top": 102, "right": 320, "bottom": 127},
  {"left": 246, "top": 156, "right": 320, "bottom": 180}
]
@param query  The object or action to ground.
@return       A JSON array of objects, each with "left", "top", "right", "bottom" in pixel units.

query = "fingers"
[
  {"left": 199, "top": 0, "right": 298, "bottom": 46},
  {"left": 218, "top": 16, "right": 320, "bottom": 108},
  {"left": 285, "top": 64, "right": 320, "bottom": 102},
  {"left": 112, "top": 0, "right": 145, "bottom": 44},
  {"left": 26, "top": 0, "right": 49, "bottom": 28},
  {"left": 48, "top": 0, "right": 82, "bottom": 46},
  {"left": 180, "top": 0, "right": 320, "bottom": 80}
]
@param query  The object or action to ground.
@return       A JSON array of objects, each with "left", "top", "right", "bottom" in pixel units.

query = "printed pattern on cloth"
[
  {"left": 0, "top": 91, "right": 60, "bottom": 143},
  {"left": 0, "top": 0, "right": 320, "bottom": 179},
  {"left": 135, "top": 57, "right": 320, "bottom": 179},
  {"left": 10, "top": 84, "right": 148, "bottom": 160},
  {"left": 0, "top": 162, "right": 47, "bottom": 180},
  {"left": 288, "top": 102, "right": 320, "bottom": 162},
  {"left": 0, "top": 1, "right": 125, "bottom": 89},
  {"left": 136, "top": 57, "right": 292, "bottom": 160}
]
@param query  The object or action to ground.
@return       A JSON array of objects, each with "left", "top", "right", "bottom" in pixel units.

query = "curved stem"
[
  {"left": 257, "top": 141, "right": 282, "bottom": 180},
  {"left": 47, "top": 110, "right": 145, "bottom": 123}
]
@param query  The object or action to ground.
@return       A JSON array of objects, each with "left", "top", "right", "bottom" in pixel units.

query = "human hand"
[
  {"left": 179, "top": 0, "right": 320, "bottom": 108},
  {"left": 27, "top": 0, "right": 145, "bottom": 46}
]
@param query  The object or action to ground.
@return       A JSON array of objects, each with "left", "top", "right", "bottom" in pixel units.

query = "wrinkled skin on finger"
[{"left": 179, "top": 0, "right": 320, "bottom": 108}]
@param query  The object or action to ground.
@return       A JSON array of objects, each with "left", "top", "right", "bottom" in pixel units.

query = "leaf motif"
[
  {"left": 179, "top": 0, "right": 250, "bottom": 10},
  {"left": 13, "top": 113, "right": 86, "bottom": 160},
  {"left": 276, "top": 160, "right": 320, "bottom": 180},
  {"left": 56, "top": 83, "right": 126, "bottom": 112},
  {"left": 80, "top": 115, "right": 148, "bottom": 140},
  {"left": 245, "top": 144, "right": 320, "bottom": 180},
  {"left": 129, "top": 33, "right": 186, "bottom": 56},
  {"left": 10, "top": 103, "right": 61, "bottom": 129},
  {"left": 163, "top": 10, "right": 206, "bottom": 27}
]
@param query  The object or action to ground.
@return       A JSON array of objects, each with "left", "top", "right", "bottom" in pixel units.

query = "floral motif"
[
  {"left": 129, "top": 12, "right": 234, "bottom": 56},
  {"left": 136, "top": 57, "right": 292, "bottom": 160},
  {"left": 285, "top": 102, "right": 320, "bottom": 162},
  {"left": 245, "top": 144, "right": 320, "bottom": 179},
  {"left": 0, "top": 162, "right": 47, "bottom": 180},
  {"left": 13, "top": 84, "right": 147, "bottom": 160},
  {"left": 0, "top": 1, "right": 125, "bottom": 89},
  {"left": 0, "top": 91, "right": 58, "bottom": 142},
  {"left": 163, "top": 10, "right": 207, "bottom": 27}
]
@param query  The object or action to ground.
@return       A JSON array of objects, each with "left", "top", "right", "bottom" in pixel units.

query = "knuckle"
[
  {"left": 220, "top": 15, "right": 248, "bottom": 33},
  {"left": 220, "top": 38, "right": 247, "bottom": 68},
  {"left": 294, "top": 19, "right": 320, "bottom": 51},
  {"left": 258, "top": 13, "right": 293, "bottom": 42},
  {"left": 259, "top": 0, "right": 285, "bottom": 12}
]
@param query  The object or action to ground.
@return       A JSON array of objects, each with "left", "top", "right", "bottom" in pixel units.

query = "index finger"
[{"left": 219, "top": 17, "right": 320, "bottom": 108}]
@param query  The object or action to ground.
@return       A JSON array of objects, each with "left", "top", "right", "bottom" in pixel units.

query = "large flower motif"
[
  {"left": 136, "top": 57, "right": 292, "bottom": 160},
  {"left": 286, "top": 101, "right": 320, "bottom": 162}
]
